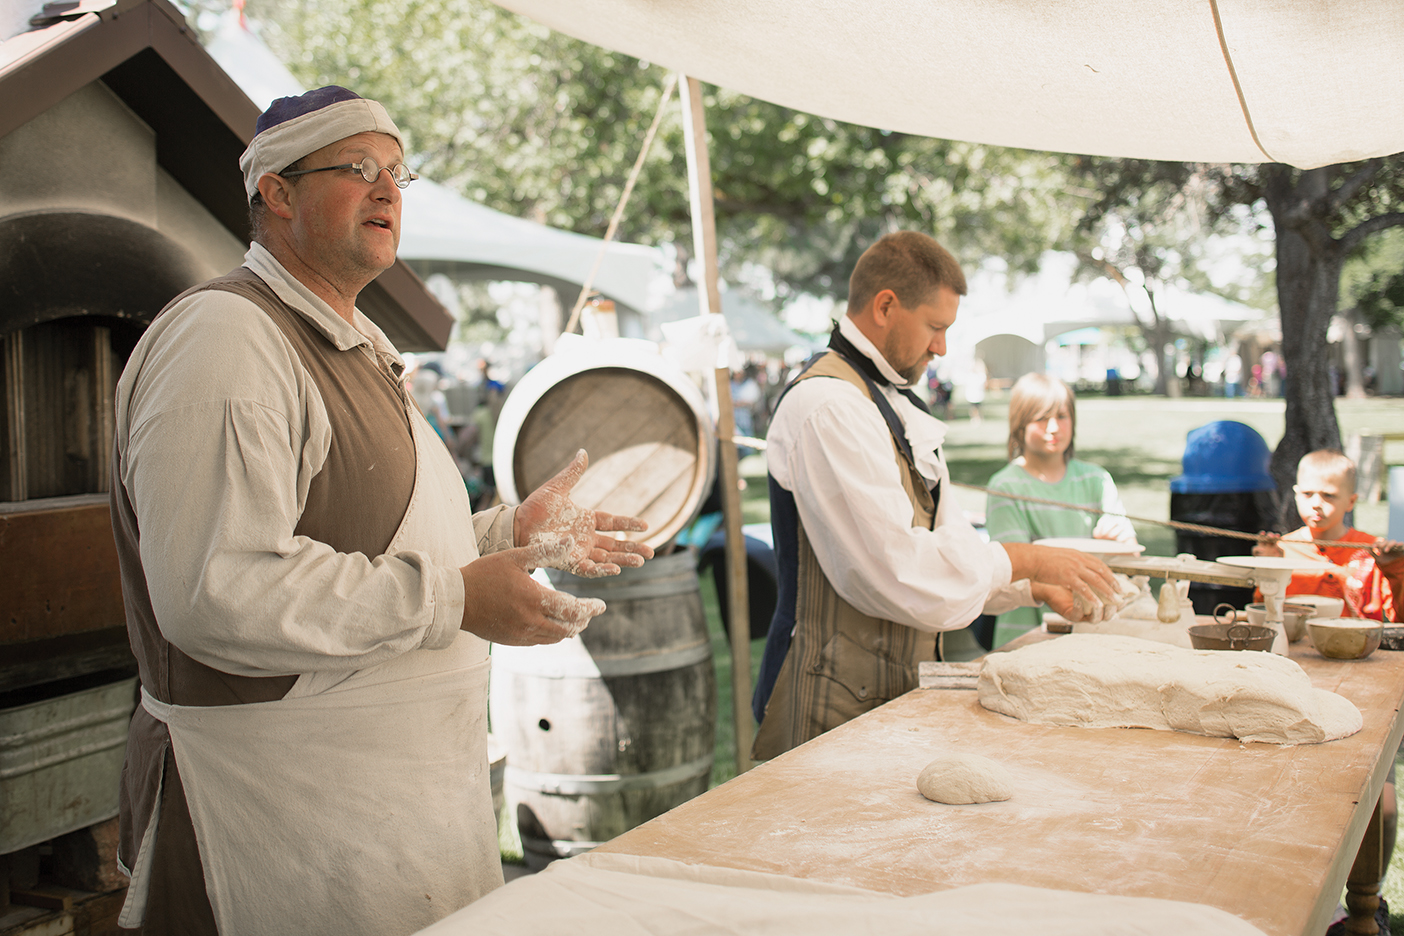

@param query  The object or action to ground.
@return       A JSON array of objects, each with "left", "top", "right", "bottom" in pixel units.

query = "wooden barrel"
[
  {"left": 493, "top": 339, "right": 715, "bottom": 550},
  {"left": 489, "top": 551, "right": 717, "bottom": 869}
]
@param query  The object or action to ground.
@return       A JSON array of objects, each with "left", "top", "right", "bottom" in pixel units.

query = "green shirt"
[{"left": 984, "top": 458, "right": 1124, "bottom": 646}]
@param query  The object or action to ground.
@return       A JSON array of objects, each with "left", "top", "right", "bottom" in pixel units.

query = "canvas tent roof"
[
  {"left": 494, "top": 1, "right": 1404, "bottom": 170},
  {"left": 206, "top": 13, "right": 663, "bottom": 317}
]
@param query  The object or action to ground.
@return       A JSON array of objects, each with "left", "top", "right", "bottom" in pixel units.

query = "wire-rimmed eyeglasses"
[{"left": 281, "top": 157, "right": 418, "bottom": 189}]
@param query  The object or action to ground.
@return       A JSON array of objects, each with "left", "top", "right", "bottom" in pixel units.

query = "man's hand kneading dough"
[{"left": 1004, "top": 542, "right": 1123, "bottom": 624}]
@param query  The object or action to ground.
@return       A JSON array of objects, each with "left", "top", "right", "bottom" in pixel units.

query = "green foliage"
[
  {"left": 245, "top": 0, "right": 1075, "bottom": 304},
  {"left": 1343, "top": 228, "right": 1404, "bottom": 333},
  {"left": 1068, "top": 157, "right": 1273, "bottom": 308}
]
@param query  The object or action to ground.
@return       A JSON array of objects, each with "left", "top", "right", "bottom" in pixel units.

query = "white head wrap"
[{"left": 239, "top": 88, "right": 405, "bottom": 199}]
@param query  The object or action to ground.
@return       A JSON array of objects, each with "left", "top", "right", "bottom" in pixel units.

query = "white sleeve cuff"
[
  {"left": 981, "top": 543, "right": 1034, "bottom": 615},
  {"left": 422, "top": 564, "right": 465, "bottom": 650}
]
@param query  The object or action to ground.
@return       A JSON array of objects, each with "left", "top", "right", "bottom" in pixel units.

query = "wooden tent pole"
[{"left": 680, "top": 74, "right": 752, "bottom": 775}]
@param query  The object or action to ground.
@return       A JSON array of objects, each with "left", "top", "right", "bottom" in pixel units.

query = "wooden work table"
[{"left": 595, "top": 633, "right": 1404, "bottom": 936}]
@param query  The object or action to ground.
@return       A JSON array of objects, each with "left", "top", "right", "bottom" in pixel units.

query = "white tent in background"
[
  {"left": 653, "top": 288, "right": 819, "bottom": 356},
  {"left": 948, "top": 252, "right": 1266, "bottom": 359},
  {"left": 205, "top": 13, "right": 664, "bottom": 317},
  {"left": 492, "top": 1, "right": 1404, "bottom": 171}
]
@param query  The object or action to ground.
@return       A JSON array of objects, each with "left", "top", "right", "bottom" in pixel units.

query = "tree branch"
[
  {"left": 1339, "top": 211, "right": 1404, "bottom": 255},
  {"left": 1074, "top": 251, "right": 1152, "bottom": 331},
  {"left": 1328, "top": 158, "right": 1383, "bottom": 215}
]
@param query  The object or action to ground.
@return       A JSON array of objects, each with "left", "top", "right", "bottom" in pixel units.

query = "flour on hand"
[{"left": 539, "top": 590, "right": 606, "bottom": 638}]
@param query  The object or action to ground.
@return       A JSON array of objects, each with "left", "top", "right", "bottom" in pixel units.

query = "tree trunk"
[{"left": 1262, "top": 166, "right": 1343, "bottom": 528}]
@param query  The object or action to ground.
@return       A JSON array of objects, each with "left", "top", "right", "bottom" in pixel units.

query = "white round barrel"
[{"left": 493, "top": 339, "right": 715, "bottom": 550}]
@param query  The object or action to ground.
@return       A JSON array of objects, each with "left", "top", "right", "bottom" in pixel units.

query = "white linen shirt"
[
  {"left": 766, "top": 316, "right": 1033, "bottom": 631},
  {"left": 114, "top": 243, "right": 498, "bottom": 678}
]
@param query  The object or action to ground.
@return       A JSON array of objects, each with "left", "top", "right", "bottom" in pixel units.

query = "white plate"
[
  {"left": 1216, "top": 555, "right": 1330, "bottom": 572},
  {"left": 1034, "top": 537, "right": 1146, "bottom": 556}
]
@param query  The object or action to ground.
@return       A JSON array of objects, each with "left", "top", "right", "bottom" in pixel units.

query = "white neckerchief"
[{"left": 836, "top": 316, "right": 947, "bottom": 485}]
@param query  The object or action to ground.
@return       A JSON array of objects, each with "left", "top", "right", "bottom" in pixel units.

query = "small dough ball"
[{"left": 916, "top": 753, "right": 1014, "bottom": 804}]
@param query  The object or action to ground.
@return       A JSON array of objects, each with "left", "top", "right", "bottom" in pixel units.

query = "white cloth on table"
[{"left": 415, "top": 851, "right": 1270, "bottom": 936}]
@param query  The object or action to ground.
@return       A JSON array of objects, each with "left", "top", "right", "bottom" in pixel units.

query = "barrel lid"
[
  {"left": 494, "top": 340, "right": 716, "bottom": 549},
  {"left": 1169, "top": 420, "right": 1276, "bottom": 494}
]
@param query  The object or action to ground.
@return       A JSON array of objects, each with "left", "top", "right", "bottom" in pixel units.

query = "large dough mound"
[{"left": 977, "top": 634, "right": 1361, "bottom": 744}]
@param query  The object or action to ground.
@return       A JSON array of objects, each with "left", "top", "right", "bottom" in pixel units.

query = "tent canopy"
[{"left": 495, "top": 1, "right": 1404, "bottom": 170}]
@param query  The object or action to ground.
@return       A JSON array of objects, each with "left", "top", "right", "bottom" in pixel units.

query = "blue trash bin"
[{"left": 1169, "top": 421, "right": 1280, "bottom": 613}]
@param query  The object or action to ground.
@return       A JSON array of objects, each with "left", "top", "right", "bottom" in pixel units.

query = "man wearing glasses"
[{"left": 109, "top": 87, "right": 651, "bottom": 935}]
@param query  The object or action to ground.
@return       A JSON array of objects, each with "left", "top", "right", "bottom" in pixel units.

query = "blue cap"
[
  {"left": 1170, "top": 420, "right": 1276, "bottom": 494},
  {"left": 255, "top": 86, "right": 363, "bottom": 135}
]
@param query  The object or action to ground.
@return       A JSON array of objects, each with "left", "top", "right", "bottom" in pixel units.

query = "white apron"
[{"left": 121, "top": 411, "right": 502, "bottom": 935}]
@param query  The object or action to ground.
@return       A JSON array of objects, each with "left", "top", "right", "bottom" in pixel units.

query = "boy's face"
[{"left": 1293, "top": 464, "right": 1357, "bottom": 535}]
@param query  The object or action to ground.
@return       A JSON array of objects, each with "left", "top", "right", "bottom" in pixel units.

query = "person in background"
[
  {"left": 1255, "top": 449, "right": 1404, "bottom": 933},
  {"left": 732, "top": 364, "right": 762, "bottom": 438},
  {"left": 468, "top": 374, "right": 504, "bottom": 509},
  {"left": 751, "top": 232, "right": 1120, "bottom": 761},
  {"left": 983, "top": 373, "right": 1137, "bottom": 647},
  {"left": 1260, "top": 349, "right": 1280, "bottom": 397},
  {"left": 1253, "top": 449, "right": 1402, "bottom": 622},
  {"left": 410, "top": 364, "right": 454, "bottom": 445},
  {"left": 926, "top": 360, "right": 952, "bottom": 419},
  {"left": 1223, "top": 351, "right": 1243, "bottom": 398},
  {"left": 963, "top": 356, "right": 987, "bottom": 423}
]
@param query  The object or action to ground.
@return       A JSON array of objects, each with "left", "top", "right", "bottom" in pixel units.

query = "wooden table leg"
[{"left": 1345, "top": 794, "right": 1385, "bottom": 935}]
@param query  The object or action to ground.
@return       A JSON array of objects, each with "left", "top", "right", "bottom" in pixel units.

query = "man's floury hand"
[
  {"left": 1005, "top": 542, "right": 1122, "bottom": 623},
  {"left": 513, "top": 449, "right": 655, "bottom": 577},
  {"left": 459, "top": 547, "right": 605, "bottom": 644}
]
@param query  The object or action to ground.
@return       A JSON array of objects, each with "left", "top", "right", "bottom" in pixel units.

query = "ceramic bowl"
[
  {"left": 1307, "top": 618, "right": 1384, "bottom": 660},
  {"left": 1280, "top": 594, "right": 1345, "bottom": 620},
  {"left": 1245, "top": 602, "right": 1315, "bottom": 643}
]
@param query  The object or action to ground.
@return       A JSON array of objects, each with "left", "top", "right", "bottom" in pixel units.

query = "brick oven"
[{"left": 0, "top": 3, "right": 452, "bottom": 929}]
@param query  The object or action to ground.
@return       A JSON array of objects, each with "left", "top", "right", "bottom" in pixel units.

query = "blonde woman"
[{"left": 984, "top": 373, "right": 1135, "bottom": 645}]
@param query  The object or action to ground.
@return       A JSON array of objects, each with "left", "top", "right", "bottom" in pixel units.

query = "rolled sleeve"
[{"left": 473, "top": 504, "right": 518, "bottom": 555}]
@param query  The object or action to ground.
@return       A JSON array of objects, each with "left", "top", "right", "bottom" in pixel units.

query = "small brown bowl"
[
  {"left": 1188, "top": 623, "right": 1276, "bottom": 651},
  {"left": 1307, "top": 618, "right": 1384, "bottom": 660}
]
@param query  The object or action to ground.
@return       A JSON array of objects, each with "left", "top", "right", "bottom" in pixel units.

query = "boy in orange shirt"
[
  {"left": 1256, "top": 450, "right": 1403, "bottom": 931},
  {"left": 1255, "top": 449, "right": 1404, "bottom": 622}
]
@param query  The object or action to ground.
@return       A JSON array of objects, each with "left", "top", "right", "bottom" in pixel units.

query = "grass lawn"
[{"left": 695, "top": 392, "right": 1404, "bottom": 922}]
